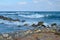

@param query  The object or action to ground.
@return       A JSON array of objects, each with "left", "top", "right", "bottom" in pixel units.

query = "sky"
[{"left": 0, "top": 0, "right": 60, "bottom": 11}]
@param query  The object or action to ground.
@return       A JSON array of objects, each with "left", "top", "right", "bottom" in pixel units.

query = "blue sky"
[{"left": 0, "top": 0, "right": 60, "bottom": 11}]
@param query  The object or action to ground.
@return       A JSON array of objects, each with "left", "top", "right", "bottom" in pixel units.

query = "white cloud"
[
  {"left": 33, "top": 0, "right": 40, "bottom": 3},
  {"left": 47, "top": 0, "right": 53, "bottom": 5},
  {"left": 33, "top": 0, "right": 53, "bottom": 5},
  {"left": 33, "top": 0, "right": 39, "bottom": 3},
  {"left": 18, "top": 2, "right": 27, "bottom": 5}
]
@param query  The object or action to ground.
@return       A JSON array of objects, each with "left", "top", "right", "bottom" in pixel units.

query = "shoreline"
[{"left": 0, "top": 28, "right": 60, "bottom": 40}]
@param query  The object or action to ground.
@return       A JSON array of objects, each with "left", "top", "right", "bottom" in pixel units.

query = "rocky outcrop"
[
  {"left": 32, "top": 21, "right": 46, "bottom": 28},
  {"left": 37, "top": 21, "right": 44, "bottom": 26},
  {"left": 0, "top": 16, "right": 20, "bottom": 22}
]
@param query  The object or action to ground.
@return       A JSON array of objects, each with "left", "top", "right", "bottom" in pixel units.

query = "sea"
[{"left": 0, "top": 11, "right": 60, "bottom": 33}]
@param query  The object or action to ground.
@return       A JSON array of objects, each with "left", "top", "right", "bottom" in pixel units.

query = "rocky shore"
[
  {"left": 0, "top": 28, "right": 60, "bottom": 40},
  {"left": 0, "top": 15, "right": 60, "bottom": 40},
  {"left": 0, "top": 22, "right": 60, "bottom": 40}
]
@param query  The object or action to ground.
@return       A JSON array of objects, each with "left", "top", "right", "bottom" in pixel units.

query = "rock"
[
  {"left": 22, "top": 20, "right": 25, "bottom": 22},
  {"left": 0, "top": 16, "right": 20, "bottom": 22},
  {"left": 34, "top": 29, "right": 41, "bottom": 33},
  {"left": 41, "top": 25, "right": 46, "bottom": 28},
  {"left": 0, "top": 36, "right": 3, "bottom": 39},
  {"left": 2, "top": 33, "right": 9, "bottom": 38},
  {"left": 32, "top": 24, "right": 37, "bottom": 27},
  {"left": 7, "top": 36, "right": 12, "bottom": 40},
  {"left": 18, "top": 25, "right": 21, "bottom": 27},
  {"left": 25, "top": 30, "right": 32, "bottom": 35},
  {"left": 0, "top": 16, "right": 5, "bottom": 19},
  {"left": 24, "top": 24, "right": 29, "bottom": 26},
  {"left": 37, "top": 21, "right": 44, "bottom": 26},
  {"left": 55, "top": 32, "right": 60, "bottom": 36},
  {"left": 51, "top": 23, "right": 57, "bottom": 26},
  {"left": 0, "top": 23, "right": 4, "bottom": 24},
  {"left": 51, "top": 23, "right": 57, "bottom": 30}
]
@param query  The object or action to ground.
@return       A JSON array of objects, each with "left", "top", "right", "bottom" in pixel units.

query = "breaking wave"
[
  {"left": 18, "top": 14, "right": 45, "bottom": 18},
  {"left": 18, "top": 14, "right": 51, "bottom": 18}
]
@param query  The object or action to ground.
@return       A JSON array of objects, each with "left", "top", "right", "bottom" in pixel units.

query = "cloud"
[
  {"left": 47, "top": 0, "right": 53, "bottom": 5},
  {"left": 0, "top": 0, "right": 60, "bottom": 11},
  {"left": 33, "top": 0, "right": 39, "bottom": 3},
  {"left": 33, "top": 0, "right": 53, "bottom": 5},
  {"left": 18, "top": 2, "right": 27, "bottom": 5}
]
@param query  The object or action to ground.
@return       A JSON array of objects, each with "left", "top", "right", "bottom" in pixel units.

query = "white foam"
[
  {"left": 0, "top": 19, "right": 22, "bottom": 26},
  {"left": 18, "top": 14, "right": 45, "bottom": 18}
]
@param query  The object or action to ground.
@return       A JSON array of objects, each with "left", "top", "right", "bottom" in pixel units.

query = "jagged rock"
[
  {"left": 24, "top": 24, "right": 29, "bottom": 26},
  {"left": 32, "top": 22, "right": 46, "bottom": 28},
  {"left": 51, "top": 23, "right": 57, "bottom": 30},
  {"left": 0, "top": 16, "right": 20, "bottom": 22},
  {"left": 51, "top": 23, "right": 57, "bottom": 26},
  {"left": 41, "top": 25, "right": 46, "bottom": 28},
  {"left": 32, "top": 24, "right": 37, "bottom": 27},
  {"left": 37, "top": 21, "right": 44, "bottom": 26}
]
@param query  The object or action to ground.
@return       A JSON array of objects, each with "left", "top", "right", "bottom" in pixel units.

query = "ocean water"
[{"left": 0, "top": 11, "right": 60, "bottom": 33}]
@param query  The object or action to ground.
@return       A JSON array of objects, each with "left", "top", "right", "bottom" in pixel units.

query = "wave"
[
  {"left": 18, "top": 14, "right": 45, "bottom": 18},
  {"left": 18, "top": 14, "right": 54, "bottom": 18},
  {"left": 18, "top": 13, "right": 60, "bottom": 18},
  {"left": 0, "top": 19, "right": 22, "bottom": 26}
]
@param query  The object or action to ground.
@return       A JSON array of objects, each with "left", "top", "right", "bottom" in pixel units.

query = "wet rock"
[
  {"left": 0, "top": 16, "right": 20, "bottom": 22},
  {"left": 24, "top": 24, "right": 29, "bottom": 26},
  {"left": 37, "top": 21, "right": 44, "bottom": 26},
  {"left": 51, "top": 23, "right": 57, "bottom": 26},
  {"left": 17, "top": 25, "right": 21, "bottom": 27},
  {"left": 0, "top": 16, "right": 4, "bottom": 19},
  {"left": 32, "top": 24, "right": 37, "bottom": 27},
  {"left": 0, "top": 23, "right": 4, "bottom": 24},
  {"left": 51, "top": 23, "right": 57, "bottom": 30},
  {"left": 21, "top": 20, "right": 25, "bottom": 22},
  {"left": 32, "top": 21, "right": 46, "bottom": 28},
  {"left": 41, "top": 25, "right": 46, "bottom": 28}
]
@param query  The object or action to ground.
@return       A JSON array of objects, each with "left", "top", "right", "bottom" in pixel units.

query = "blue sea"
[{"left": 0, "top": 11, "right": 60, "bottom": 33}]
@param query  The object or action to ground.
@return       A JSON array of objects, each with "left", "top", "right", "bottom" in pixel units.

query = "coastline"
[
  {"left": 0, "top": 12, "right": 60, "bottom": 40},
  {"left": 0, "top": 21, "right": 60, "bottom": 40}
]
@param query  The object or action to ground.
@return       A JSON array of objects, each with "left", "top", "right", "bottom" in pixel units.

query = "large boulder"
[
  {"left": 37, "top": 21, "right": 44, "bottom": 26},
  {"left": 51, "top": 23, "right": 57, "bottom": 29}
]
